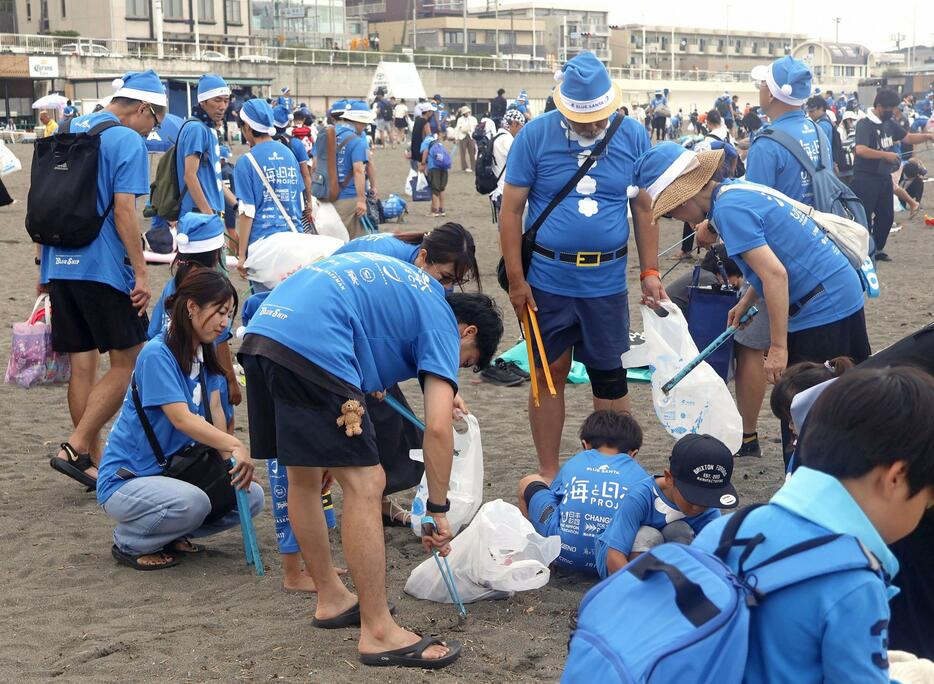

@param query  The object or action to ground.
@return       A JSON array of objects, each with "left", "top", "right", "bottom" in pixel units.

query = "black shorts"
[
  {"left": 787, "top": 308, "right": 871, "bottom": 366},
  {"left": 49, "top": 279, "right": 149, "bottom": 354},
  {"left": 394, "top": 118, "right": 408, "bottom": 129},
  {"left": 239, "top": 346, "right": 378, "bottom": 469}
]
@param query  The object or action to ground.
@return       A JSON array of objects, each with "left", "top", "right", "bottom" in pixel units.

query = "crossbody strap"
[
  {"left": 525, "top": 113, "right": 625, "bottom": 245},
  {"left": 757, "top": 122, "right": 827, "bottom": 173},
  {"left": 245, "top": 151, "right": 298, "bottom": 233},
  {"left": 130, "top": 373, "right": 169, "bottom": 469}
]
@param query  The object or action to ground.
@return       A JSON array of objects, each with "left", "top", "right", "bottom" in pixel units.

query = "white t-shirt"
[
  {"left": 491, "top": 129, "right": 514, "bottom": 198},
  {"left": 393, "top": 103, "right": 408, "bottom": 119},
  {"left": 455, "top": 115, "right": 478, "bottom": 141}
]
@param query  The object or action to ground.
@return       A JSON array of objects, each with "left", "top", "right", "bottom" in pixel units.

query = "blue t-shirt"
[
  {"left": 709, "top": 179, "right": 864, "bottom": 332},
  {"left": 505, "top": 111, "right": 650, "bottom": 297},
  {"left": 148, "top": 276, "right": 232, "bottom": 343},
  {"left": 282, "top": 135, "right": 310, "bottom": 166},
  {"left": 335, "top": 124, "right": 368, "bottom": 200},
  {"left": 334, "top": 233, "right": 421, "bottom": 264},
  {"left": 39, "top": 111, "right": 149, "bottom": 293},
  {"left": 96, "top": 336, "right": 221, "bottom": 504},
  {"left": 650, "top": 95, "right": 668, "bottom": 111},
  {"left": 594, "top": 477, "right": 720, "bottom": 578},
  {"left": 244, "top": 253, "right": 460, "bottom": 393},
  {"left": 546, "top": 450, "right": 650, "bottom": 574},
  {"left": 233, "top": 140, "right": 304, "bottom": 247},
  {"left": 745, "top": 110, "right": 826, "bottom": 206},
  {"left": 176, "top": 120, "right": 224, "bottom": 215}
]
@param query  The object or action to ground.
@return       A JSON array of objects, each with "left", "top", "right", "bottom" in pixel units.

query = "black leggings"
[
  {"left": 653, "top": 116, "right": 666, "bottom": 141},
  {"left": 851, "top": 173, "right": 896, "bottom": 252},
  {"left": 0, "top": 178, "right": 12, "bottom": 207}
]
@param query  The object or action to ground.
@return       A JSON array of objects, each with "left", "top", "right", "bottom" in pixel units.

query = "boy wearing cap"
[
  {"left": 746, "top": 57, "right": 828, "bottom": 206},
  {"left": 501, "top": 52, "right": 651, "bottom": 479},
  {"left": 517, "top": 411, "right": 650, "bottom": 577},
  {"left": 177, "top": 74, "right": 235, "bottom": 218},
  {"left": 45, "top": 70, "right": 167, "bottom": 491},
  {"left": 594, "top": 434, "right": 738, "bottom": 579},
  {"left": 419, "top": 131, "right": 449, "bottom": 217},
  {"left": 329, "top": 101, "right": 373, "bottom": 240}
]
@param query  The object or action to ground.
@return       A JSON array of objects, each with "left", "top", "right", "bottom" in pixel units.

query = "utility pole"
[
  {"left": 154, "top": 0, "right": 164, "bottom": 59},
  {"left": 413, "top": 0, "right": 417, "bottom": 51},
  {"left": 495, "top": 1, "right": 499, "bottom": 58},
  {"left": 531, "top": 0, "right": 536, "bottom": 61},
  {"left": 463, "top": 0, "right": 467, "bottom": 54},
  {"left": 832, "top": 16, "right": 840, "bottom": 43}
]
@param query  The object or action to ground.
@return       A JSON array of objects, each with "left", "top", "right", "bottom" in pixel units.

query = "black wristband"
[
  {"left": 426, "top": 498, "right": 450, "bottom": 514},
  {"left": 34, "top": 256, "right": 41, "bottom": 266}
]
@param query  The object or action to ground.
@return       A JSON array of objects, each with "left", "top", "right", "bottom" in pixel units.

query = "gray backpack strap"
[{"left": 757, "top": 122, "right": 828, "bottom": 173}]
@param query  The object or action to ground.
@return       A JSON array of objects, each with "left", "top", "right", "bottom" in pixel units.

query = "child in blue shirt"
[
  {"left": 594, "top": 433, "right": 738, "bottom": 578},
  {"left": 517, "top": 411, "right": 650, "bottom": 576},
  {"left": 419, "top": 133, "right": 450, "bottom": 217},
  {"left": 692, "top": 367, "right": 934, "bottom": 683}
]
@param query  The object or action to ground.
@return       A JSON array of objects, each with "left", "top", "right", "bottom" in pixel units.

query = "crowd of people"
[{"left": 24, "top": 46, "right": 934, "bottom": 677}]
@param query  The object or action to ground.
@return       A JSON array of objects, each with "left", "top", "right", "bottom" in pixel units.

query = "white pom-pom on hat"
[
  {"left": 112, "top": 77, "right": 125, "bottom": 90},
  {"left": 235, "top": 325, "right": 247, "bottom": 339},
  {"left": 627, "top": 185, "right": 640, "bottom": 199},
  {"left": 175, "top": 232, "right": 189, "bottom": 245},
  {"left": 554, "top": 69, "right": 565, "bottom": 84},
  {"left": 781, "top": 83, "right": 793, "bottom": 96}
]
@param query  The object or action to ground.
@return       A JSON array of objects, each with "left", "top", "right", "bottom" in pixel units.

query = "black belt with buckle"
[
  {"left": 532, "top": 244, "right": 628, "bottom": 267},
  {"left": 788, "top": 284, "right": 824, "bottom": 318}
]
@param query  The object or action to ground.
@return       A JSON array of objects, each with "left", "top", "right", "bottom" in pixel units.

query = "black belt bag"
[{"left": 131, "top": 366, "right": 236, "bottom": 524}]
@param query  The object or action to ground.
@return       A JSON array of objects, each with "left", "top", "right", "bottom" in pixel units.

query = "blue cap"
[
  {"left": 175, "top": 213, "right": 226, "bottom": 254},
  {"left": 197, "top": 73, "right": 230, "bottom": 103},
  {"left": 63, "top": 105, "right": 75, "bottom": 116},
  {"left": 281, "top": 86, "right": 290, "bottom": 94},
  {"left": 272, "top": 104, "right": 292, "bottom": 128},
  {"left": 111, "top": 69, "right": 167, "bottom": 107},
  {"left": 329, "top": 99, "right": 348, "bottom": 115},
  {"left": 553, "top": 52, "right": 620, "bottom": 123},
  {"left": 239, "top": 98, "right": 276, "bottom": 135},
  {"left": 751, "top": 56, "right": 812, "bottom": 107}
]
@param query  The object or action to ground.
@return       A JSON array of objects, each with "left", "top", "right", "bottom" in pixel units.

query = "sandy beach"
[{"left": 1, "top": 138, "right": 931, "bottom": 682}]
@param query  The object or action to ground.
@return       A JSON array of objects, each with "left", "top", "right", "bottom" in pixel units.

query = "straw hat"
[
  {"left": 553, "top": 53, "right": 622, "bottom": 124},
  {"left": 629, "top": 142, "right": 724, "bottom": 220}
]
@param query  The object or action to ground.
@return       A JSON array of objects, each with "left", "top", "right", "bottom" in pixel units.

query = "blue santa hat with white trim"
[
  {"left": 175, "top": 213, "right": 226, "bottom": 254},
  {"left": 751, "top": 56, "right": 812, "bottom": 107},
  {"left": 272, "top": 104, "right": 292, "bottom": 128},
  {"left": 239, "top": 98, "right": 277, "bottom": 136},
  {"left": 197, "top": 73, "right": 231, "bottom": 103},
  {"left": 111, "top": 69, "right": 167, "bottom": 107}
]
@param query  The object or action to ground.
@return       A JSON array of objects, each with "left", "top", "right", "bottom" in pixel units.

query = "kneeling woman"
[{"left": 96, "top": 270, "right": 263, "bottom": 570}]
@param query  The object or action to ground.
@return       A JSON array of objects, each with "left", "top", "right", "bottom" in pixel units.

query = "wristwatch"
[{"left": 426, "top": 498, "right": 450, "bottom": 514}]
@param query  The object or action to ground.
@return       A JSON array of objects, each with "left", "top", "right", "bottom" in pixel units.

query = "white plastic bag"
[
  {"left": 404, "top": 499, "right": 560, "bottom": 604},
  {"left": 403, "top": 168, "right": 416, "bottom": 196},
  {"left": 410, "top": 413, "right": 483, "bottom": 537},
  {"left": 641, "top": 301, "right": 742, "bottom": 454},
  {"left": 415, "top": 171, "right": 430, "bottom": 193},
  {"left": 312, "top": 200, "right": 350, "bottom": 242},
  {"left": 0, "top": 139, "right": 21, "bottom": 177},
  {"left": 243, "top": 232, "right": 344, "bottom": 289}
]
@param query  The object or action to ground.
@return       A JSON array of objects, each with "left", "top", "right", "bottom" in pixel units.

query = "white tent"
[{"left": 368, "top": 61, "right": 427, "bottom": 102}]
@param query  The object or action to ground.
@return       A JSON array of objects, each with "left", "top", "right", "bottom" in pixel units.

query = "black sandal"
[
  {"left": 312, "top": 601, "right": 397, "bottom": 629},
  {"left": 163, "top": 538, "right": 205, "bottom": 556},
  {"left": 111, "top": 545, "right": 181, "bottom": 571},
  {"left": 359, "top": 635, "right": 462, "bottom": 669},
  {"left": 49, "top": 442, "right": 97, "bottom": 490}
]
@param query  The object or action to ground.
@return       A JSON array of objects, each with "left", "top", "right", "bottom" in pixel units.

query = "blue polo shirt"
[
  {"left": 335, "top": 124, "right": 368, "bottom": 200},
  {"left": 594, "top": 477, "right": 721, "bottom": 578},
  {"left": 334, "top": 233, "right": 421, "bottom": 264},
  {"left": 420, "top": 134, "right": 445, "bottom": 171},
  {"left": 39, "top": 111, "right": 149, "bottom": 294},
  {"left": 505, "top": 110, "right": 650, "bottom": 298},
  {"left": 244, "top": 253, "right": 460, "bottom": 393},
  {"left": 233, "top": 140, "right": 304, "bottom": 246},
  {"left": 176, "top": 120, "right": 224, "bottom": 215},
  {"left": 97, "top": 336, "right": 221, "bottom": 505},
  {"left": 692, "top": 468, "right": 895, "bottom": 684},
  {"left": 746, "top": 110, "right": 825, "bottom": 206},
  {"left": 538, "top": 450, "right": 650, "bottom": 575},
  {"left": 709, "top": 179, "right": 864, "bottom": 332}
]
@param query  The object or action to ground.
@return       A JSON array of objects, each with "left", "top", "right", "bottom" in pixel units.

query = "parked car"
[
  {"left": 199, "top": 50, "right": 230, "bottom": 62},
  {"left": 60, "top": 43, "right": 111, "bottom": 57}
]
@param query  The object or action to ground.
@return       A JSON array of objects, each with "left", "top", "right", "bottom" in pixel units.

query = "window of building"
[
  {"left": 718, "top": 39, "right": 724, "bottom": 49},
  {"left": 126, "top": 0, "right": 149, "bottom": 18},
  {"left": 225, "top": 0, "right": 241, "bottom": 23},
  {"left": 735, "top": 39, "right": 741, "bottom": 51},
  {"left": 163, "top": 0, "right": 184, "bottom": 18},
  {"left": 469, "top": 30, "right": 478, "bottom": 44},
  {"left": 630, "top": 34, "right": 637, "bottom": 44},
  {"left": 808, "top": 45, "right": 815, "bottom": 54},
  {"left": 60, "top": 0, "right": 65, "bottom": 17},
  {"left": 699, "top": 38, "right": 706, "bottom": 50},
  {"left": 198, "top": 0, "right": 214, "bottom": 21},
  {"left": 26, "top": 0, "right": 31, "bottom": 20},
  {"left": 443, "top": 30, "right": 463, "bottom": 45},
  {"left": 768, "top": 41, "right": 774, "bottom": 53}
]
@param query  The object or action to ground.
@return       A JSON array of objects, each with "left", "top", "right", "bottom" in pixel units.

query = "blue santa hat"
[
  {"left": 111, "top": 69, "right": 167, "bottom": 107},
  {"left": 272, "top": 104, "right": 292, "bottom": 128},
  {"left": 338, "top": 99, "right": 375, "bottom": 124},
  {"left": 553, "top": 52, "right": 621, "bottom": 123},
  {"left": 239, "top": 98, "right": 276, "bottom": 135},
  {"left": 197, "top": 73, "right": 231, "bottom": 103},
  {"left": 219, "top": 145, "right": 231, "bottom": 159},
  {"left": 175, "top": 213, "right": 226, "bottom": 254},
  {"left": 281, "top": 86, "right": 290, "bottom": 94},
  {"left": 751, "top": 56, "right": 812, "bottom": 107},
  {"left": 329, "top": 99, "right": 348, "bottom": 115}
]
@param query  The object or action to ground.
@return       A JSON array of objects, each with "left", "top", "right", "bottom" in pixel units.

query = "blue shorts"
[
  {"left": 529, "top": 288, "right": 631, "bottom": 371},
  {"left": 526, "top": 482, "right": 561, "bottom": 538}
]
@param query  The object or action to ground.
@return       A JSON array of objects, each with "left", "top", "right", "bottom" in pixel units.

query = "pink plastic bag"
[{"left": 4, "top": 295, "right": 71, "bottom": 388}]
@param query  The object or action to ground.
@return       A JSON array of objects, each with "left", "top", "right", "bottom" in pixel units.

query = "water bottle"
[{"left": 322, "top": 489, "right": 336, "bottom": 529}]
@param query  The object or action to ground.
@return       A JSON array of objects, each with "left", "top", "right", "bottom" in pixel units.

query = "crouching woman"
[{"left": 96, "top": 269, "right": 263, "bottom": 570}]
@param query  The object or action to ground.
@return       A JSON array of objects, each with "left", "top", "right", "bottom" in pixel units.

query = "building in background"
[
  {"left": 791, "top": 41, "right": 872, "bottom": 80},
  {"left": 250, "top": 0, "right": 347, "bottom": 48},
  {"left": 368, "top": 15, "right": 539, "bottom": 58}
]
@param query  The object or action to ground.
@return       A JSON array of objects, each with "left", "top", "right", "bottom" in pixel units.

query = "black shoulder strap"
[
  {"left": 130, "top": 373, "right": 169, "bottom": 469},
  {"left": 199, "top": 361, "right": 214, "bottom": 428},
  {"left": 713, "top": 503, "right": 766, "bottom": 569},
  {"left": 87, "top": 119, "right": 123, "bottom": 137},
  {"left": 526, "top": 113, "right": 625, "bottom": 243}
]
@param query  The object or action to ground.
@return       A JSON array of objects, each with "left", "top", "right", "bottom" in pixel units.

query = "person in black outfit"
[
  {"left": 409, "top": 109, "right": 431, "bottom": 172},
  {"left": 0, "top": 178, "right": 13, "bottom": 207},
  {"left": 851, "top": 89, "right": 933, "bottom": 261},
  {"left": 490, "top": 88, "right": 507, "bottom": 130}
]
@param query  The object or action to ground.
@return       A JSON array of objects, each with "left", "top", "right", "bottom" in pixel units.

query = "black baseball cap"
[{"left": 670, "top": 434, "right": 738, "bottom": 509}]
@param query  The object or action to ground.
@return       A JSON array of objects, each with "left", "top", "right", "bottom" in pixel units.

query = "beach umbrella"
[
  {"left": 32, "top": 93, "right": 68, "bottom": 109},
  {"left": 145, "top": 113, "right": 184, "bottom": 152}
]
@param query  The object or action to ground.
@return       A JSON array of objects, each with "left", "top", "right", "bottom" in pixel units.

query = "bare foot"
[
  {"left": 360, "top": 625, "right": 452, "bottom": 661},
  {"left": 135, "top": 552, "right": 177, "bottom": 568},
  {"left": 283, "top": 566, "right": 348, "bottom": 593}
]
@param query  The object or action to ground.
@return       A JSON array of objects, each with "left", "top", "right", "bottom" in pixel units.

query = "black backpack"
[
  {"left": 378, "top": 98, "right": 393, "bottom": 122},
  {"left": 475, "top": 131, "right": 505, "bottom": 195},
  {"left": 26, "top": 118, "right": 123, "bottom": 247}
]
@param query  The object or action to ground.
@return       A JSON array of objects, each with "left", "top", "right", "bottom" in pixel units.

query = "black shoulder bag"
[
  {"left": 131, "top": 363, "right": 237, "bottom": 524},
  {"left": 496, "top": 113, "right": 624, "bottom": 292}
]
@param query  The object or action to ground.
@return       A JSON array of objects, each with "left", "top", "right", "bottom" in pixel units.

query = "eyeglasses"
[{"left": 147, "top": 104, "right": 161, "bottom": 130}]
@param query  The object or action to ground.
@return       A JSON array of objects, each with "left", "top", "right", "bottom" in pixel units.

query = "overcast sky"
[{"left": 604, "top": 1, "right": 932, "bottom": 52}]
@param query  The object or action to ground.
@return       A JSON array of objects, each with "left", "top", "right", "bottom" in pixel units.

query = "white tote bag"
[
  {"left": 409, "top": 413, "right": 484, "bottom": 538},
  {"left": 242, "top": 233, "right": 344, "bottom": 289},
  {"left": 641, "top": 302, "right": 743, "bottom": 454},
  {"left": 404, "top": 499, "right": 560, "bottom": 604},
  {"left": 0, "top": 140, "right": 21, "bottom": 177}
]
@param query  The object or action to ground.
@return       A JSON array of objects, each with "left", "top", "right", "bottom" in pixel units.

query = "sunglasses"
[{"left": 147, "top": 104, "right": 161, "bottom": 129}]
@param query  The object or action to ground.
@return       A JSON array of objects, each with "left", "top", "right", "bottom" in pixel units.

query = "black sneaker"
[
  {"left": 479, "top": 359, "right": 525, "bottom": 387},
  {"left": 735, "top": 438, "right": 761, "bottom": 458},
  {"left": 500, "top": 360, "right": 531, "bottom": 381},
  {"left": 875, "top": 251, "right": 891, "bottom": 262}
]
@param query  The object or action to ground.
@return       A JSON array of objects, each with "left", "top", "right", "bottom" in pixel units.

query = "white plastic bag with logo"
[
  {"left": 404, "top": 168, "right": 416, "bottom": 196},
  {"left": 641, "top": 301, "right": 742, "bottom": 454},
  {"left": 404, "top": 499, "right": 561, "bottom": 604},
  {"left": 410, "top": 413, "right": 483, "bottom": 537},
  {"left": 243, "top": 233, "right": 343, "bottom": 289},
  {"left": 0, "top": 140, "right": 21, "bottom": 177}
]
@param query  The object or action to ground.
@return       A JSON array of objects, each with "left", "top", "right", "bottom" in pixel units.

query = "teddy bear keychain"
[{"left": 336, "top": 399, "right": 365, "bottom": 437}]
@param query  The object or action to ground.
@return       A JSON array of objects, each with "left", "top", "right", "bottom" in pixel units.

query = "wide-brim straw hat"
[{"left": 652, "top": 149, "right": 724, "bottom": 220}]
